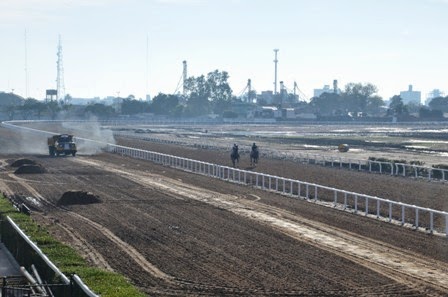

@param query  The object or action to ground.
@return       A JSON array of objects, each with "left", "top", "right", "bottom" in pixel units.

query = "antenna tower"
[
  {"left": 273, "top": 49, "right": 279, "bottom": 95},
  {"left": 247, "top": 79, "right": 252, "bottom": 103},
  {"left": 146, "top": 35, "right": 149, "bottom": 99},
  {"left": 56, "top": 35, "right": 65, "bottom": 102},
  {"left": 25, "top": 30, "right": 29, "bottom": 98},
  {"left": 182, "top": 60, "right": 188, "bottom": 96}
]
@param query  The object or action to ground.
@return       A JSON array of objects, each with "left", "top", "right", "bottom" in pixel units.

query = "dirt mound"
[
  {"left": 57, "top": 191, "right": 101, "bottom": 206},
  {"left": 14, "top": 164, "right": 46, "bottom": 174},
  {"left": 11, "top": 158, "right": 37, "bottom": 167}
]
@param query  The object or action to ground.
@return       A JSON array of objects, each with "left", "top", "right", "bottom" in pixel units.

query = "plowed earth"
[{"left": 1, "top": 126, "right": 448, "bottom": 296}]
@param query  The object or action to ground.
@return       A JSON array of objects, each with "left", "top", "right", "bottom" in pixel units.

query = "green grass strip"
[{"left": 0, "top": 196, "right": 146, "bottom": 297}]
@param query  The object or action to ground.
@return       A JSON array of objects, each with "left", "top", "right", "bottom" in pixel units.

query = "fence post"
[
  {"left": 401, "top": 205, "right": 405, "bottom": 226},
  {"left": 430, "top": 212, "right": 434, "bottom": 234},
  {"left": 415, "top": 208, "right": 419, "bottom": 229},
  {"left": 365, "top": 197, "right": 368, "bottom": 216},
  {"left": 389, "top": 203, "right": 392, "bottom": 222},
  {"left": 445, "top": 215, "right": 448, "bottom": 237},
  {"left": 375, "top": 200, "right": 379, "bottom": 218}
]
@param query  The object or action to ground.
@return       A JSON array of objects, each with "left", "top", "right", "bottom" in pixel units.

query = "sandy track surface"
[
  {"left": 1, "top": 125, "right": 448, "bottom": 295},
  {"left": 0, "top": 151, "right": 447, "bottom": 296}
]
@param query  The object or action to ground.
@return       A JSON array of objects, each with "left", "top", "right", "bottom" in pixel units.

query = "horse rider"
[
  {"left": 252, "top": 142, "right": 258, "bottom": 151},
  {"left": 233, "top": 143, "right": 239, "bottom": 153}
]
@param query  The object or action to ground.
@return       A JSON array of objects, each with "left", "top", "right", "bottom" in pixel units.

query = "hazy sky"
[{"left": 1, "top": 0, "right": 447, "bottom": 102}]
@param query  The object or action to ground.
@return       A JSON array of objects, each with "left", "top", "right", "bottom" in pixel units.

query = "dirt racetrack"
[{"left": 1, "top": 125, "right": 448, "bottom": 296}]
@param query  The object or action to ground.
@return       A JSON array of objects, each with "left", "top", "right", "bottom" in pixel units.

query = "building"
[
  {"left": 257, "top": 91, "right": 274, "bottom": 105},
  {"left": 313, "top": 85, "right": 332, "bottom": 98},
  {"left": 425, "top": 89, "right": 445, "bottom": 105},
  {"left": 400, "top": 85, "right": 421, "bottom": 105},
  {"left": 313, "top": 80, "right": 341, "bottom": 98}
]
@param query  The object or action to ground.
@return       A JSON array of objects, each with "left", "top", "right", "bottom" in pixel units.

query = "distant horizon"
[
  {"left": 2, "top": 79, "right": 439, "bottom": 105},
  {"left": 1, "top": 0, "right": 447, "bottom": 103}
]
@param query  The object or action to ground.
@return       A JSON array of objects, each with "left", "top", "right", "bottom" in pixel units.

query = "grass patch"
[{"left": 0, "top": 195, "right": 146, "bottom": 297}]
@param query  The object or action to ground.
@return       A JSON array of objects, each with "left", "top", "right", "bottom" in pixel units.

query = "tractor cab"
[{"left": 48, "top": 134, "right": 77, "bottom": 157}]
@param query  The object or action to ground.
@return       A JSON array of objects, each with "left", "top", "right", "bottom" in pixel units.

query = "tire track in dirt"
[
  {"left": 73, "top": 157, "right": 448, "bottom": 296},
  {"left": 5, "top": 169, "right": 174, "bottom": 284}
]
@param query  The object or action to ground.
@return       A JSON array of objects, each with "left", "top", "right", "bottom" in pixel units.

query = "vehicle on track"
[{"left": 47, "top": 134, "right": 77, "bottom": 157}]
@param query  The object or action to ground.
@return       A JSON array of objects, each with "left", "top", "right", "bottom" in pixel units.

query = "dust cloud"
[
  {"left": 0, "top": 125, "right": 48, "bottom": 155},
  {"left": 1, "top": 117, "right": 116, "bottom": 156},
  {"left": 61, "top": 117, "right": 116, "bottom": 155}
]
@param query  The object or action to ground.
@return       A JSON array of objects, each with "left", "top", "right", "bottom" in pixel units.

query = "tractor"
[{"left": 48, "top": 134, "right": 77, "bottom": 157}]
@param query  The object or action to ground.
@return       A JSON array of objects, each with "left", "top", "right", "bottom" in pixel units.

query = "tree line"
[{"left": 2, "top": 70, "right": 448, "bottom": 120}]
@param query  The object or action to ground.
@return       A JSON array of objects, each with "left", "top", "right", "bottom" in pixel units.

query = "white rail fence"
[
  {"left": 6, "top": 217, "right": 99, "bottom": 297},
  {"left": 106, "top": 143, "right": 448, "bottom": 237},
  {"left": 4, "top": 120, "right": 448, "bottom": 181},
  {"left": 115, "top": 132, "right": 448, "bottom": 182},
  {"left": 3, "top": 121, "right": 448, "bottom": 237}
]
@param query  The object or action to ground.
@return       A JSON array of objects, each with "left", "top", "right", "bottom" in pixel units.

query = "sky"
[{"left": 1, "top": 0, "right": 447, "bottom": 103}]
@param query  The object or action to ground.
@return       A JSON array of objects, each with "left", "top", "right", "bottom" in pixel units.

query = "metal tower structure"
[
  {"left": 247, "top": 79, "right": 252, "bottom": 103},
  {"left": 333, "top": 79, "right": 338, "bottom": 93},
  {"left": 146, "top": 35, "right": 149, "bottom": 100},
  {"left": 25, "top": 30, "right": 29, "bottom": 98},
  {"left": 56, "top": 35, "right": 65, "bottom": 102},
  {"left": 273, "top": 49, "right": 279, "bottom": 95},
  {"left": 182, "top": 60, "right": 188, "bottom": 96}
]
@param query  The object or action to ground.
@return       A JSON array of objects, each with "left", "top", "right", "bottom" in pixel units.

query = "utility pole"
[
  {"left": 182, "top": 60, "right": 188, "bottom": 96},
  {"left": 25, "top": 29, "right": 29, "bottom": 99},
  {"left": 146, "top": 35, "right": 149, "bottom": 100},
  {"left": 247, "top": 79, "right": 252, "bottom": 103},
  {"left": 56, "top": 35, "right": 65, "bottom": 102},
  {"left": 273, "top": 49, "right": 279, "bottom": 95}
]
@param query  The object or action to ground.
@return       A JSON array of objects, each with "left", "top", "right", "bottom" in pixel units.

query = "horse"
[
  {"left": 230, "top": 147, "right": 240, "bottom": 167},
  {"left": 250, "top": 147, "right": 259, "bottom": 166}
]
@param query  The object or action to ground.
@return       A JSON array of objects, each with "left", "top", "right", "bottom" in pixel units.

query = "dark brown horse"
[
  {"left": 250, "top": 147, "right": 259, "bottom": 166},
  {"left": 231, "top": 147, "right": 240, "bottom": 167}
]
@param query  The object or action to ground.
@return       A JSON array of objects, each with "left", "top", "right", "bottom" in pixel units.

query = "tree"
[
  {"left": 20, "top": 98, "right": 41, "bottom": 119},
  {"left": 309, "top": 92, "right": 342, "bottom": 116},
  {"left": 364, "top": 96, "right": 385, "bottom": 116},
  {"left": 184, "top": 70, "right": 233, "bottom": 116},
  {"left": 428, "top": 96, "right": 448, "bottom": 112},
  {"left": 85, "top": 103, "right": 116, "bottom": 119},
  {"left": 342, "top": 83, "right": 380, "bottom": 114},
  {"left": 150, "top": 93, "right": 180, "bottom": 116},
  {"left": 419, "top": 106, "right": 443, "bottom": 119},
  {"left": 121, "top": 99, "right": 150, "bottom": 115},
  {"left": 388, "top": 95, "right": 408, "bottom": 116},
  {"left": 184, "top": 92, "right": 210, "bottom": 117},
  {"left": 206, "top": 70, "right": 232, "bottom": 114},
  {"left": 46, "top": 100, "right": 61, "bottom": 120}
]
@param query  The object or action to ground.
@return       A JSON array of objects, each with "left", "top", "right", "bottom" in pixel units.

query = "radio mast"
[
  {"left": 273, "top": 49, "right": 279, "bottom": 95},
  {"left": 182, "top": 60, "right": 188, "bottom": 96},
  {"left": 25, "top": 29, "right": 29, "bottom": 98},
  {"left": 56, "top": 35, "right": 65, "bottom": 102}
]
